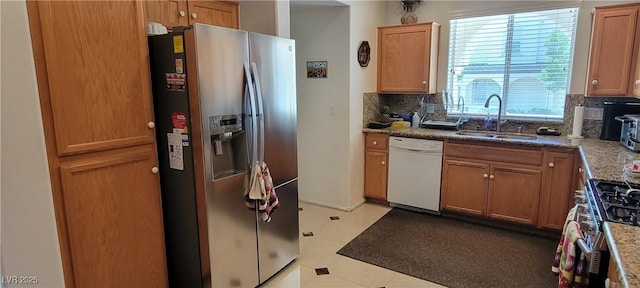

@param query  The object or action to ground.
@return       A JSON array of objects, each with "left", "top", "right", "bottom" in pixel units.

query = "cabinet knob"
[
  {"left": 372, "top": 141, "right": 378, "bottom": 145},
  {"left": 592, "top": 80, "right": 598, "bottom": 85},
  {"left": 179, "top": 10, "right": 186, "bottom": 17},
  {"left": 422, "top": 81, "right": 427, "bottom": 85},
  {"left": 381, "top": 161, "right": 385, "bottom": 165},
  {"left": 151, "top": 167, "right": 159, "bottom": 174},
  {"left": 489, "top": 174, "right": 495, "bottom": 179},
  {"left": 483, "top": 174, "right": 488, "bottom": 179},
  {"left": 147, "top": 121, "right": 156, "bottom": 129},
  {"left": 548, "top": 162, "right": 555, "bottom": 168},
  {"left": 578, "top": 167, "right": 583, "bottom": 173},
  {"left": 192, "top": 12, "right": 198, "bottom": 19}
]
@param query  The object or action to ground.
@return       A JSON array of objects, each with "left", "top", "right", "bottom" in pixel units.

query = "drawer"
[
  {"left": 445, "top": 142, "right": 543, "bottom": 166},
  {"left": 365, "top": 133, "right": 389, "bottom": 151}
]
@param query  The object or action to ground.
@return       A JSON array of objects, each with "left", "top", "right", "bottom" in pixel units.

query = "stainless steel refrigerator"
[{"left": 148, "top": 24, "right": 299, "bottom": 288}]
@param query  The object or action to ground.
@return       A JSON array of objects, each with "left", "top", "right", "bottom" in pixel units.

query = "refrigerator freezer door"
[
  {"left": 191, "top": 24, "right": 259, "bottom": 288},
  {"left": 249, "top": 33, "right": 298, "bottom": 187},
  {"left": 257, "top": 180, "right": 300, "bottom": 283},
  {"left": 249, "top": 33, "right": 300, "bottom": 284}
]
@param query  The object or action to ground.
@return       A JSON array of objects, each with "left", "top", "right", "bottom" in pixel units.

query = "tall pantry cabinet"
[{"left": 26, "top": 2, "right": 168, "bottom": 287}]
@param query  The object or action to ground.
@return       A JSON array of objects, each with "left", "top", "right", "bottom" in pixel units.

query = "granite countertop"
[
  {"left": 364, "top": 127, "right": 640, "bottom": 286},
  {"left": 363, "top": 127, "right": 584, "bottom": 149},
  {"left": 604, "top": 222, "right": 640, "bottom": 288}
]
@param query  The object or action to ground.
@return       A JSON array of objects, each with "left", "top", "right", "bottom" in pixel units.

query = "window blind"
[{"left": 446, "top": 7, "right": 579, "bottom": 120}]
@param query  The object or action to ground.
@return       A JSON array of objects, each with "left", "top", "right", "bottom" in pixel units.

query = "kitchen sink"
[
  {"left": 454, "top": 131, "right": 538, "bottom": 140},
  {"left": 454, "top": 131, "right": 496, "bottom": 138},
  {"left": 494, "top": 134, "right": 538, "bottom": 140}
]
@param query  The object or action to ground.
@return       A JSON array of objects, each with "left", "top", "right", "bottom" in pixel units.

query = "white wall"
[
  {"left": 292, "top": 5, "right": 351, "bottom": 209},
  {"left": 291, "top": 1, "right": 386, "bottom": 210},
  {"left": 344, "top": 0, "right": 387, "bottom": 209},
  {"left": 0, "top": 1, "right": 65, "bottom": 287},
  {"left": 238, "top": 0, "right": 291, "bottom": 37},
  {"left": 384, "top": 0, "right": 636, "bottom": 95},
  {"left": 239, "top": 0, "right": 278, "bottom": 35},
  {"left": 276, "top": 0, "right": 291, "bottom": 38}
]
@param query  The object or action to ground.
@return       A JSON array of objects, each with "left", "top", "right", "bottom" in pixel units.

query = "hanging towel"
[
  {"left": 248, "top": 163, "right": 267, "bottom": 201},
  {"left": 244, "top": 162, "right": 280, "bottom": 222},
  {"left": 555, "top": 221, "right": 588, "bottom": 288},
  {"left": 553, "top": 205, "right": 579, "bottom": 274}
]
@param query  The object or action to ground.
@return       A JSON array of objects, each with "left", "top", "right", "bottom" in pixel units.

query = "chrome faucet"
[
  {"left": 484, "top": 94, "right": 503, "bottom": 132},
  {"left": 457, "top": 95, "right": 466, "bottom": 126}
]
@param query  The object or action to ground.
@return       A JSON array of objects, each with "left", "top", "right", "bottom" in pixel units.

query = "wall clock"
[{"left": 358, "top": 41, "right": 371, "bottom": 67}]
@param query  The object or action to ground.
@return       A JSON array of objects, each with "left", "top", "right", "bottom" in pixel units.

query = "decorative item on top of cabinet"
[
  {"left": 144, "top": 0, "right": 239, "bottom": 29},
  {"left": 400, "top": 0, "right": 421, "bottom": 24},
  {"left": 364, "top": 133, "right": 389, "bottom": 203},
  {"left": 586, "top": 3, "right": 640, "bottom": 96},
  {"left": 377, "top": 22, "right": 440, "bottom": 94}
]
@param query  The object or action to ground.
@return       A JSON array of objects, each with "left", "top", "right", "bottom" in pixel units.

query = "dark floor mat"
[{"left": 337, "top": 208, "right": 559, "bottom": 288}]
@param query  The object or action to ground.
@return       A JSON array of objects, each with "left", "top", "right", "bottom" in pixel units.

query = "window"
[{"left": 446, "top": 8, "right": 579, "bottom": 119}]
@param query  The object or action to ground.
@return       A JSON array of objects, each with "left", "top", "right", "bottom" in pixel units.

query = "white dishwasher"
[{"left": 387, "top": 136, "right": 443, "bottom": 214}]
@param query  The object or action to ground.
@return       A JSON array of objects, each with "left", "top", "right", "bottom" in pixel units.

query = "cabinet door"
[
  {"left": 143, "top": 0, "right": 189, "bottom": 27},
  {"left": 441, "top": 159, "right": 489, "bottom": 216},
  {"left": 633, "top": 35, "right": 640, "bottom": 96},
  {"left": 37, "top": 2, "right": 156, "bottom": 155},
  {"left": 587, "top": 6, "right": 638, "bottom": 96},
  {"left": 59, "top": 146, "right": 167, "bottom": 287},
  {"left": 364, "top": 150, "right": 388, "bottom": 200},
  {"left": 377, "top": 23, "right": 437, "bottom": 93},
  {"left": 538, "top": 152, "right": 575, "bottom": 230},
  {"left": 188, "top": 1, "right": 239, "bottom": 29},
  {"left": 488, "top": 164, "right": 542, "bottom": 225}
]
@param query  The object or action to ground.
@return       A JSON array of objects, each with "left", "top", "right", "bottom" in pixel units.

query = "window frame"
[{"left": 445, "top": 7, "right": 579, "bottom": 121}]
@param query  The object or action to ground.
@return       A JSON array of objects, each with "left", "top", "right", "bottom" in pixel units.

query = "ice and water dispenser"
[{"left": 209, "top": 114, "right": 247, "bottom": 179}]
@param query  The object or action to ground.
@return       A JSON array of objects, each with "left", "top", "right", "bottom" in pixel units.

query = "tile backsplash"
[{"left": 363, "top": 92, "right": 640, "bottom": 138}]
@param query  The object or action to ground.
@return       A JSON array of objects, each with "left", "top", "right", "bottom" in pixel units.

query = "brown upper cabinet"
[
  {"left": 586, "top": 3, "right": 640, "bottom": 96},
  {"left": 377, "top": 22, "right": 440, "bottom": 94},
  {"left": 36, "top": 1, "right": 157, "bottom": 156},
  {"left": 144, "top": 0, "right": 239, "bottom": 29}
]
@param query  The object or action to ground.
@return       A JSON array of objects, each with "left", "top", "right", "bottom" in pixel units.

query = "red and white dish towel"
[{"left": 245, "top": 162, "right": 280, "bottom": 222}]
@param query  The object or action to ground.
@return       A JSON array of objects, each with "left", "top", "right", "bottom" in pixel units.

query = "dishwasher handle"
[{"left": 389, "top": 146, "right": 443, "bottom": 155}]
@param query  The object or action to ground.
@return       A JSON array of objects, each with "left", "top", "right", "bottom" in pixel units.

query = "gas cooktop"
[{"left": 590, "top": 179, "right": 640, "bottom": 226}]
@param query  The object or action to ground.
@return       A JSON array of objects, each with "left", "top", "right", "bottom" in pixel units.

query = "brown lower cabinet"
[
  {"left": 608, "top": 255, "right": 621, "bottom": 286},
  {"left": 538, "top": 151, "right": 576, "bottom": 230},
  {"left": 59, "top": 145, "right": 167, "bottom": 288},
  {"left": 364, "top": 133, "right": 389, "bottom": 202},
  {"left": 441, "top": 141, "right": 575, "bottom": 228},
  {"left": 442, "top": 158, "right": 542, "bottom": 225}
]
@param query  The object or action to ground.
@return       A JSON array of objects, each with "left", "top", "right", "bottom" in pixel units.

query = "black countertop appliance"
[{"left": 600, "top": 101, "right": 640, "bottom": 140}]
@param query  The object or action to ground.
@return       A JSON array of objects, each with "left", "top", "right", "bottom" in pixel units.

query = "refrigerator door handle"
[
  {"left": 244, "top": 62, "right": 258, "bottom": 165},
  {"left": 251, "top": 62, "right": 265, "bottom": 164}
]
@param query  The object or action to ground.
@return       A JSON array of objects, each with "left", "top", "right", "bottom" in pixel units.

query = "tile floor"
[{"left": 261, "top": 202, "right": 446, "bottom": 288}]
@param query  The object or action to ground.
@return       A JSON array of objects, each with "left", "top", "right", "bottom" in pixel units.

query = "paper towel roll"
[{"left": 569, "top": 105, "right": 584, "bottom": 139}]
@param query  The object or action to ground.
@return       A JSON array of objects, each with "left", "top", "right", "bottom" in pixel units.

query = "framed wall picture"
[{"left": 307, "top": 61, "right": 327, "bottom": 78}]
